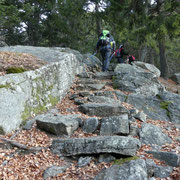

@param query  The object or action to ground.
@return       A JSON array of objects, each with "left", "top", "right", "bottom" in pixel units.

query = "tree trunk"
[
  {"left": 95, "top": 2, "right": 102, "bottom": 37},
  {"left": 27, "top": 22, "right": 36, "bottom": 46},
  {"left": 140, "top": 45, "right": 148, "bottom": 62},
  {"left": 158, "top": 38, "right": 169, "bottom": 79},
  {"left": 148, "top": 48, "right": 155, "bottom": 64},
  {"left": 156, "top": 0, "right": 169, "bottom": 79}
]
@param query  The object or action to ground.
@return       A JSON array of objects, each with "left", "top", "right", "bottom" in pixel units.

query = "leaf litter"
[{"left": 0, "top": 53, "right": 179, "bottom": 179}]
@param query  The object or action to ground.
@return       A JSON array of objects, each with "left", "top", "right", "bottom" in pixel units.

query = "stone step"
[
  {"left": 100, "top": 115, "right": 129, "bottom": 135},
  {"left": 92, "top": 71, "right": 115, "bottom": 80},
  {"left": 87, "top": 96, "right": 118, "bottom": 104},
  {"left": 51, "top": 136, "right": 141, "bottom": 157},
  {"left": 94, "top": 91, "right": 115, "bottom": 98},
  {"left": 77, "top": 78, "right": 112, "bottom": 86},
  {"left": 77, "top": 72, "right": 93, "bottom": 78},
  {"left": 79, "top": 91, "right": 92, "bottom": 97},
  {"left": 76, "top": 83, "right": 106, "bottom": 91},
  {"left": 35, "top": 113, "right": 81, "bottom": 135},
  {"left": 76, "top": 78, "right": 101, "bottom": 85},
  {"left": 78, "top": 103, "right": 129, "bottom": 117}
]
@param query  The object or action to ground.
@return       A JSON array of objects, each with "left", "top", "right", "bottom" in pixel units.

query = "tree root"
[
  {"left": 0, "top": 137, "right": 44, "bottom": 152},
  {"left": 10, "top": 129, "right": 22, "bottom": 139}
]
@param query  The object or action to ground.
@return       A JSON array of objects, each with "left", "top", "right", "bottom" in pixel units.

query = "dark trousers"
[
  {"left": 100, "top": 48, "right": 111, "bottom": 72},
  {"left": 117, "top": 57, "right": 124, "bottom": 63},
  {"left": 128, "top": 57, "right": 133, "bottom": 65}
]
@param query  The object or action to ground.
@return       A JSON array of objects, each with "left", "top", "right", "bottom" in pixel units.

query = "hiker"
[
  {"left": 127, "top": 55, "right": 135, "bottom": 65},
  {"left": 114, "top": 45, "right": 128, "bottom": 64},
  {"left": 96, "top": 30, "right": 115, "bottom": 72}
]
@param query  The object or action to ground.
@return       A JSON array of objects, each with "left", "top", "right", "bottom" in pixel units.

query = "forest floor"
[{"left": 0, "top": 52, "right": 179, "bottom": 179}]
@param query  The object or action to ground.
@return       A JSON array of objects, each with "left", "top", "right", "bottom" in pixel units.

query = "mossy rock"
[
  {"left": 112, "top": 76, "right": 116, "bottom": 81},
  {"left": 0, "top": 126, "right": 5, "bottom": 135},
  {"left": 0, "top": 84, "right": 9, "bottom": 89},
  {"left": 124, "top": 95, "right": 128, "bottom": 102},
  {"left": 113, "top": 156, "right": 139, "bottom": 166},
  {"left": 0, "top": 83, "right": 12, "bottom": 89},
  {"left": 6, "top": 67, "right": 27, "bottom": 74},
  {"left": 160, "top": 101, "right": 172, "bottom": 110},
  {"left": 160, "top": 101, "right": 172, "bottom": 118},
  {"left": 113, "top": 82, "right": 119, "bottom": 89}
]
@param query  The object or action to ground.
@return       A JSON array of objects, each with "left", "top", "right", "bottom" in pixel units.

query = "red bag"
[
  {"left": 131, "top": 55, "right": 135, "bottom": 61},
  {"left": 115, "top": 48, "right": 122, "bottom": 57}
]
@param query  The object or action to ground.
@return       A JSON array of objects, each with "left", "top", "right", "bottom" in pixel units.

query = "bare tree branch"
[{"left": 0, "top": 137, "right": 45, "bottom": 152}]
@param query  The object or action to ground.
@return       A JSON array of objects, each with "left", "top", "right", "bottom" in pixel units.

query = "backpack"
[
  {"left": 115, "top": 48, "right": 122, "bottom": 57},
  {"left": 128, "top": 55, "right": 135, "bottom": 65},
  {"left": 99, "top": 30, "right": 110, "bottom": 46},
  {"left": 128, "top": 55, "right": 135, "bottom": 61}
]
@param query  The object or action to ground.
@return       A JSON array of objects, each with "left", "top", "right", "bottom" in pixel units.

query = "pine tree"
[{"left": 147, "top": 0, "right": 180, "bottom": 79}]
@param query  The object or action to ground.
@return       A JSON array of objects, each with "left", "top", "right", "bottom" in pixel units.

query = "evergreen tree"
[
  {"left": 106, "top": 0, "right": 180, "bottom": 78},
  {"left": 0, "top": 0, "right": 179, "bottom": 77},
  {"left": 147, "top": 0, "right": 180, "bottom": 79},
  {"left": 0, "top": 0, "right": 21, "bottom": 44}
]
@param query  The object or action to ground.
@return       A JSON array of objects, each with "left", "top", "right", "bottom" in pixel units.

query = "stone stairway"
[
  {"left": 1, "top": 48, "right": 179, "bottom": 179},
  {"left": 26, "top": 69, "right": 178, "bottom": 179},
  {"left": 31, "top": 70, "right": 143, "bottom": 178},
  {"left": 36, "top": 70, "right": 141, "bottom": 152}
]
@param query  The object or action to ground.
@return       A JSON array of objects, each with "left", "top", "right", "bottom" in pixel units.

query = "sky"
[
  {"left": 86, "top": 0, "right": 156, "bottom": 12},
  {"left": 85, "top": 0, "right": 107, "bottom": 12}
]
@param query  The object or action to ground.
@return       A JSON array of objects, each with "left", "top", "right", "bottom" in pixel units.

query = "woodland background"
[{"left": 0, "top": 0, "right": 180, "bottom": 79}]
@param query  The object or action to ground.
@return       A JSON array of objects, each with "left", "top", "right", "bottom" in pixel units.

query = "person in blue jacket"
[{"left": 96, "top": 30, "right": 115, "bottom": 72}]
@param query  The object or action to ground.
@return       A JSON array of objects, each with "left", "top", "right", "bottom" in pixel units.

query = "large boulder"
[
  {"left": 0, "top": 46, "right": 83, "bottom": 134},
  {"left": 113, "top": 63, "right": 165, "bottom": 96},
  {"left": 158, "top": 91, "right": 180, "bottom": 123},
  {"left": 134, "top": 61, "right": 161, "bottom": 77},
  {"left": 126, "top": 94, "right": 169, "bottom": 121},
  {"left": 139, "top": 123, "right": 172, "bottom": 146},
  {"left": 126, "top": 93, "right": 180, "bottom": 123},
  {"left": 0, "top": 46, "right": 95, "bottom": 65}
]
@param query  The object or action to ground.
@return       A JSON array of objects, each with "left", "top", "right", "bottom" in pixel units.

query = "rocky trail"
[{"left": 0, "top": 65, "right": 180, "bottom": 180}]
